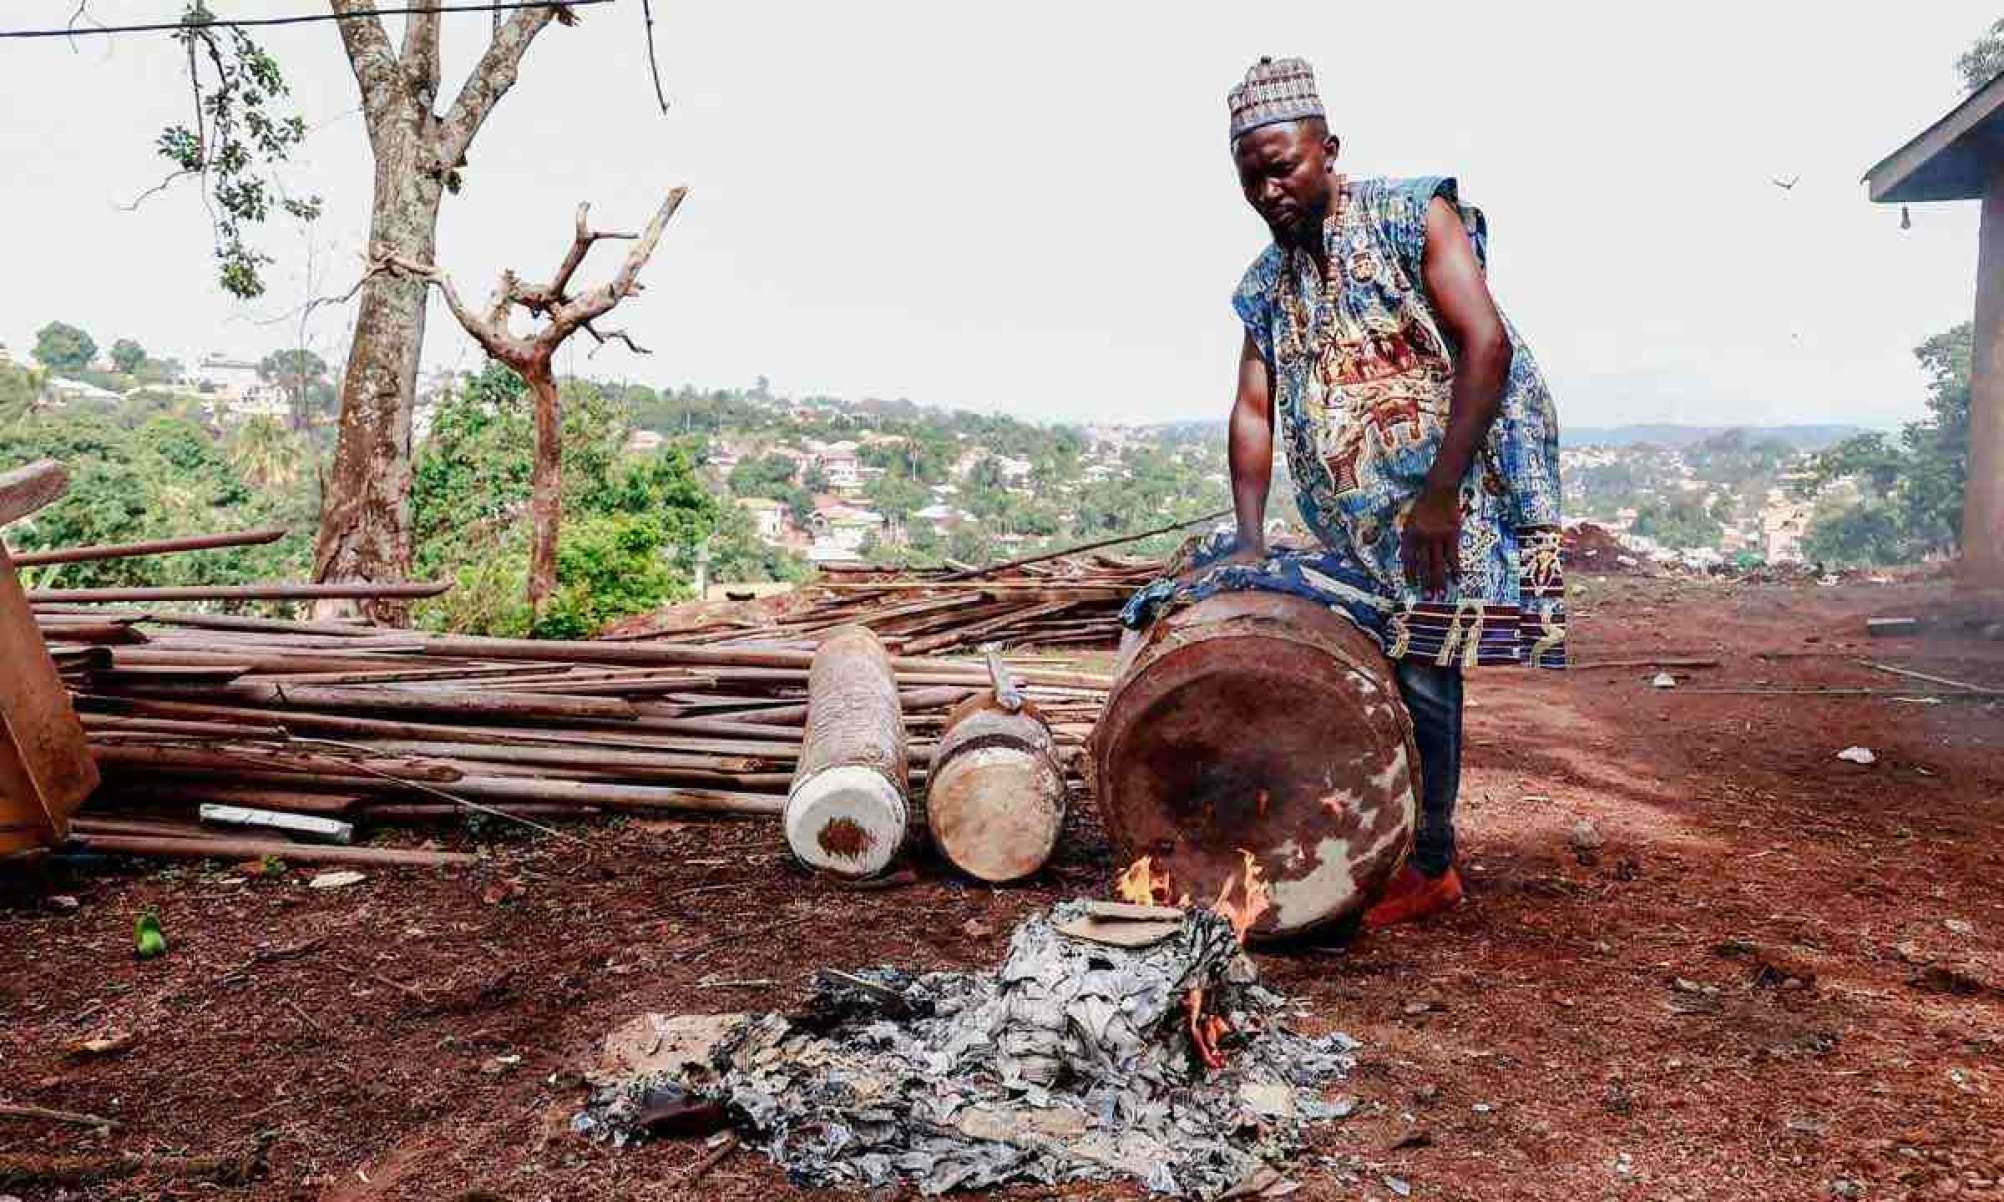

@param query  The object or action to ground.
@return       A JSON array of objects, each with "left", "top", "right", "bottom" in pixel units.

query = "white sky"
[{"left": 1, "top": 1, "right": 1996, "bottom": 428}]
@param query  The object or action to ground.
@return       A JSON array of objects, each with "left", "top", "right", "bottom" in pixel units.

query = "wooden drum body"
[{"left": 1091, "top": 592, "right": 1418, "bottom": 940}]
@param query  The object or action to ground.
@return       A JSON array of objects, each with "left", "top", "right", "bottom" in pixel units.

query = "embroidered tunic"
[{"left": 1225, "top": 176, "right": 1566, "bottom": 668}]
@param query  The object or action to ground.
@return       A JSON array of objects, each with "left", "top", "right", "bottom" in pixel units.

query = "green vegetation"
[
  {"left": 159, "top": 2, "right": 315, "bottom": 298},
  {"left": 109, "top": 339, "right": 148, "bottom": 376},
  {"left": 410, "top": 364, "right": 801, "bottom": 639},
  {"left": 258, "top": 349, "right": 334, "bottom": 430},
  {"left": 1960, "top": 17, "right": 2004, "bottom": 91},
  {"left": 33, "top": 322, "right": 97, "bottom": 373},
  {"left": 1799, "top": 323, "right": 1971, "bottom": 566},
  {"left": 0, "top": 409, "right": 314, "bottom": 588},
  {"left": 1628, "top": 495, "right": 1723, "bottom": 550},
  {"left": 726, "top": 452, "right": 813, "bottom": 525},
  {"left": 0, "top": 363, "right": 43, "bottom": 424}
]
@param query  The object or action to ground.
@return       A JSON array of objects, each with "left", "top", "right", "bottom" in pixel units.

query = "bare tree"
[
  {"left": 384, "top": 188, "right": 687, "bottom": 623},
  {"left": 315, "top": 2, "right": 581, "bottom": 619}
]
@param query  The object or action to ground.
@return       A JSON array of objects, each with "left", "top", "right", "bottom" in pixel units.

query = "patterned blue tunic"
[{"left": 1125, "top": 176, "right": 1566, "bottom": 669}]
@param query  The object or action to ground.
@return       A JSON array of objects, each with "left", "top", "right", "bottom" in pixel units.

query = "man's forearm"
[
  {"left": 1423, "top": 335, "right": 1512, "bottom": 498},
  {"left": 1228, "top": 408, "right": 1272, "bottom": 549}
]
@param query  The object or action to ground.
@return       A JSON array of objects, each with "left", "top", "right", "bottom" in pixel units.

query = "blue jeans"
[{"left": 1393, "top": 660, "right": 1463, "bottom": 877}]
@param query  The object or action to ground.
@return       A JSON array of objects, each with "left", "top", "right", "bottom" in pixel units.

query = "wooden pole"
[
  {"left": 0, "top": 460, "right": 69, "bottom": 527},
  {"left": 66, "top": 831, "right": 476, "bottom": 867},
  {"left": 935, "top": 507, "right": 1229, "bottom": 581},
  {"left": 121, "top": 610, "right": 384, "bottom": 637},
  {"left": 164, "top": 681, "right": 639, "bottom": 723},
  {"left": 89, "top": 742, "right": 464, "bottom": 782},
  {"left": 9, "top": 527, "right": 287, "bottom": 567},
  {"left": 28, "top": 580, "right": 449, "bottom": 604},
  {"left": 1961, "top": 161, "right": 2004, "bottom": 595}
]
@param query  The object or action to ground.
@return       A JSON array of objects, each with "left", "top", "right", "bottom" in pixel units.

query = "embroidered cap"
[{"left": 1228, "top": 56, "right": 1325, "bottom": 143}]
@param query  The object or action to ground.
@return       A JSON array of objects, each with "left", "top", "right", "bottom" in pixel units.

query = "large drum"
[{"left": 1090, "top": 592, "right": 1418, "bottom": 940}]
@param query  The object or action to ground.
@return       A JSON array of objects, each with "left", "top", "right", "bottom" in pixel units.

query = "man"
[{"left": 1222, "top": 57, "right": 1565, "bottom": 929}]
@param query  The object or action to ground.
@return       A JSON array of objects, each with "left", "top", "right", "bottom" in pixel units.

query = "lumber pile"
[
  {"left": 4, "top": 492, "right": 1193, "bottom": 869},
  {"left": 616, "top": 552, "right": 1162, "bottom": 654},
  {"left": 34, "top": 607, "right": 1110, "bottom": 866}
]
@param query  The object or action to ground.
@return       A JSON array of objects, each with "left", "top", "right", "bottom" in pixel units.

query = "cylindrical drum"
[
  {"left": 785, "top": 625, "right": 908, "bottom": 878},
  {"left": 927, "top": 695, "right": 1066, "bottom": 883},
  {"left": 1090, "top": 592, "right": 1418, "bottom": 940}
]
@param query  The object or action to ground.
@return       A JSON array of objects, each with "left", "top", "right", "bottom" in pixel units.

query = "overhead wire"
[{"left": 0, "top": 0, "right": 615, "bottom": 40}]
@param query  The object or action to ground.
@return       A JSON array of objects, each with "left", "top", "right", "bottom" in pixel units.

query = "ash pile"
[{"left": 577, "top": 900, "right": 1360, "bottom": 1198}]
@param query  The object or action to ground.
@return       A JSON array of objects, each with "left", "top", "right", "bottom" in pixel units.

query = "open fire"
[{"left": 1114, "top": 846, "right": 1277, "bottom": 1070}]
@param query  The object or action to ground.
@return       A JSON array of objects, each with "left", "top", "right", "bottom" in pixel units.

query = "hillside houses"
[
  {"left": 737, "top": 496, "right": 790, "bottom": 542},
  {"left": 814, "top": 440, "right": 864, "bottom": 492},
  {"left": 806, "top": 497, "right": 888, "bottom": 565}
]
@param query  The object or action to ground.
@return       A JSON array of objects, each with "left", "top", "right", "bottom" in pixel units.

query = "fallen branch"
[
  {"left": 1858, "top": 659, "right": 2002, "bottom": 697},
  {"left": 1568, "top": 657, "right": 1721, "bottom": 671},
  {"left": 0, "top": 1101, "right": 115, "bottom": 1130},
  {"left": 66, "top": 832, "right": 476, "bottom": 867}
]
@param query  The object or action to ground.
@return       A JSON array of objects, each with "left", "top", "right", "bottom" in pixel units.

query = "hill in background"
[{"left": 1560, "top": 424, "right": 1868, "bottom": 450}]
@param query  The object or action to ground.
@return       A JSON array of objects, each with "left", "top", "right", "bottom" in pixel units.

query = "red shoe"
[{"left": 1362, "top": 863, "right": 1465, "bottom": 930}]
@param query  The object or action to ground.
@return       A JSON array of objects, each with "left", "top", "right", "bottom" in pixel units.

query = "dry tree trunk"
[
  {"left": 313, "top": 3, "right": 563, "bottom": 623},
  {"left": 525, "top": 356, "right": 563, "bottom": 612},
  {"left": 314, "top": 155, "right": 442, "bottom": 622},
  {"left": 382, "top": 190, "right": 686, "bottom": 629}
]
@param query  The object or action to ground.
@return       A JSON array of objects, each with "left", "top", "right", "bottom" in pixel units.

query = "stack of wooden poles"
[
  {"left": 35, "top": 607, "right": 1111, "bottom": 867},
  {"left": 610, "top": 508, "right": 1228, "bottom": 655},
  {"left": 623, "top": 553, "right": 1163, "bottom": 654}
]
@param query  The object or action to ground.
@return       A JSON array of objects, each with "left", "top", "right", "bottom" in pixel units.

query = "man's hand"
[
  {"left": 1219, "top": 538, "right": 1267, "bottom": 569},
  {"left": 1401, "top": 485, "right": 1460, "bottom": 596}
]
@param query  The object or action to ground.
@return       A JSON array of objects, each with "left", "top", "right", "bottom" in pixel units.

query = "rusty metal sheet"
[{"left": 1092, "top": 592, "right": 1417, "bottom": 940}]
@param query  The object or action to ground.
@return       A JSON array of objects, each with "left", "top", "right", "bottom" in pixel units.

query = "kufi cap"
[{"left": 1227, "top": 56, "right": 1324, "bottom": 143}]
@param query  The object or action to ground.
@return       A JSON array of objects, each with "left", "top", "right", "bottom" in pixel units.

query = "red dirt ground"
[{"left": 4, "top": 574, "right": 2002, "bottom": 1201}]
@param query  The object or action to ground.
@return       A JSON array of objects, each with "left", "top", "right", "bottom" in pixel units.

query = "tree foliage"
[
  {"left": 1629, "top": 495, "right": 1723, "bottom": 549},
  {"left": 109, "top": 339, "right": 148, "bottom": 376},
  {"left": 410, "top": 364, "right": 722, "bottom": 638},
  {"left": 226, "top": 415, "right": 306, "bottom": 491},
  {"left": 1960, "top": 17, "right": 2004, "bottom": 91},
  {"left": 258, "top": 348, "right": 333, "bottom": 429},
  {"left": 157, "top": 2, "right": 316, "bottom": 298},
  {"left": 727, "top": 452, "right": 813, "bottom": 525},
  {"left": 1800, "top": 323, "right": 1972, "bottom": 565},
  {"left": 0, "top": 364, "right": 41, "bottom": 423},
  {"left": 0, "top": 408, "right": 314, "bottom": 589},
  {"left": 33, "top": 322, "right": 97, "bottom": 373}
]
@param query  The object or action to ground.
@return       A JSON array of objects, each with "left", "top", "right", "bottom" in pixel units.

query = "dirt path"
[{"left": 3, "top": 576, "right": 2000, "bottom": 1200}]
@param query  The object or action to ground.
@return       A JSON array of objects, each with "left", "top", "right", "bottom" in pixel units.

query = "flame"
[
  {"left": 1115, "top": 855, "right": 1175, "bottom": 907},
  {"left": 1118, "top": 849, "right": 1271, "bottom": 1071},
  {"left": 1211, "top": 849, "right": 1273, "bottom": 943},
  {"left": 1185, "top": 985, "right": 1228, "bottom": 1070}
]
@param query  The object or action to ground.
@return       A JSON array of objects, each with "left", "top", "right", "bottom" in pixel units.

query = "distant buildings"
[
  {"left": 813, "top": 440, "right": 863, "bottom": 492},
  {"left": 738, "top": 496, "right": 790, "bottom": 543},
  {"left": 1760, "top": 486, "right": 1817, "bottom": 563},
  {"left": 43, "top": 377, "right": 123, "bottom": 406},
  {"left": 191, "top": 353, "right": 286, "bottom": 425},
  {"left": 806, "top": 496, "right": 887, "bottom": 564}
]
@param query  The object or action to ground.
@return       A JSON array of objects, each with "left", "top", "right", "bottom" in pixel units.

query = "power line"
[{"left": 1, "top": 1, "right": 614, "bottom": 40}]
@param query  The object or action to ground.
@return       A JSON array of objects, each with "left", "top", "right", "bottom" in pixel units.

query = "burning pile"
[{"left": 578, "top": 900, "right": 1359, "bottom": 1198}]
